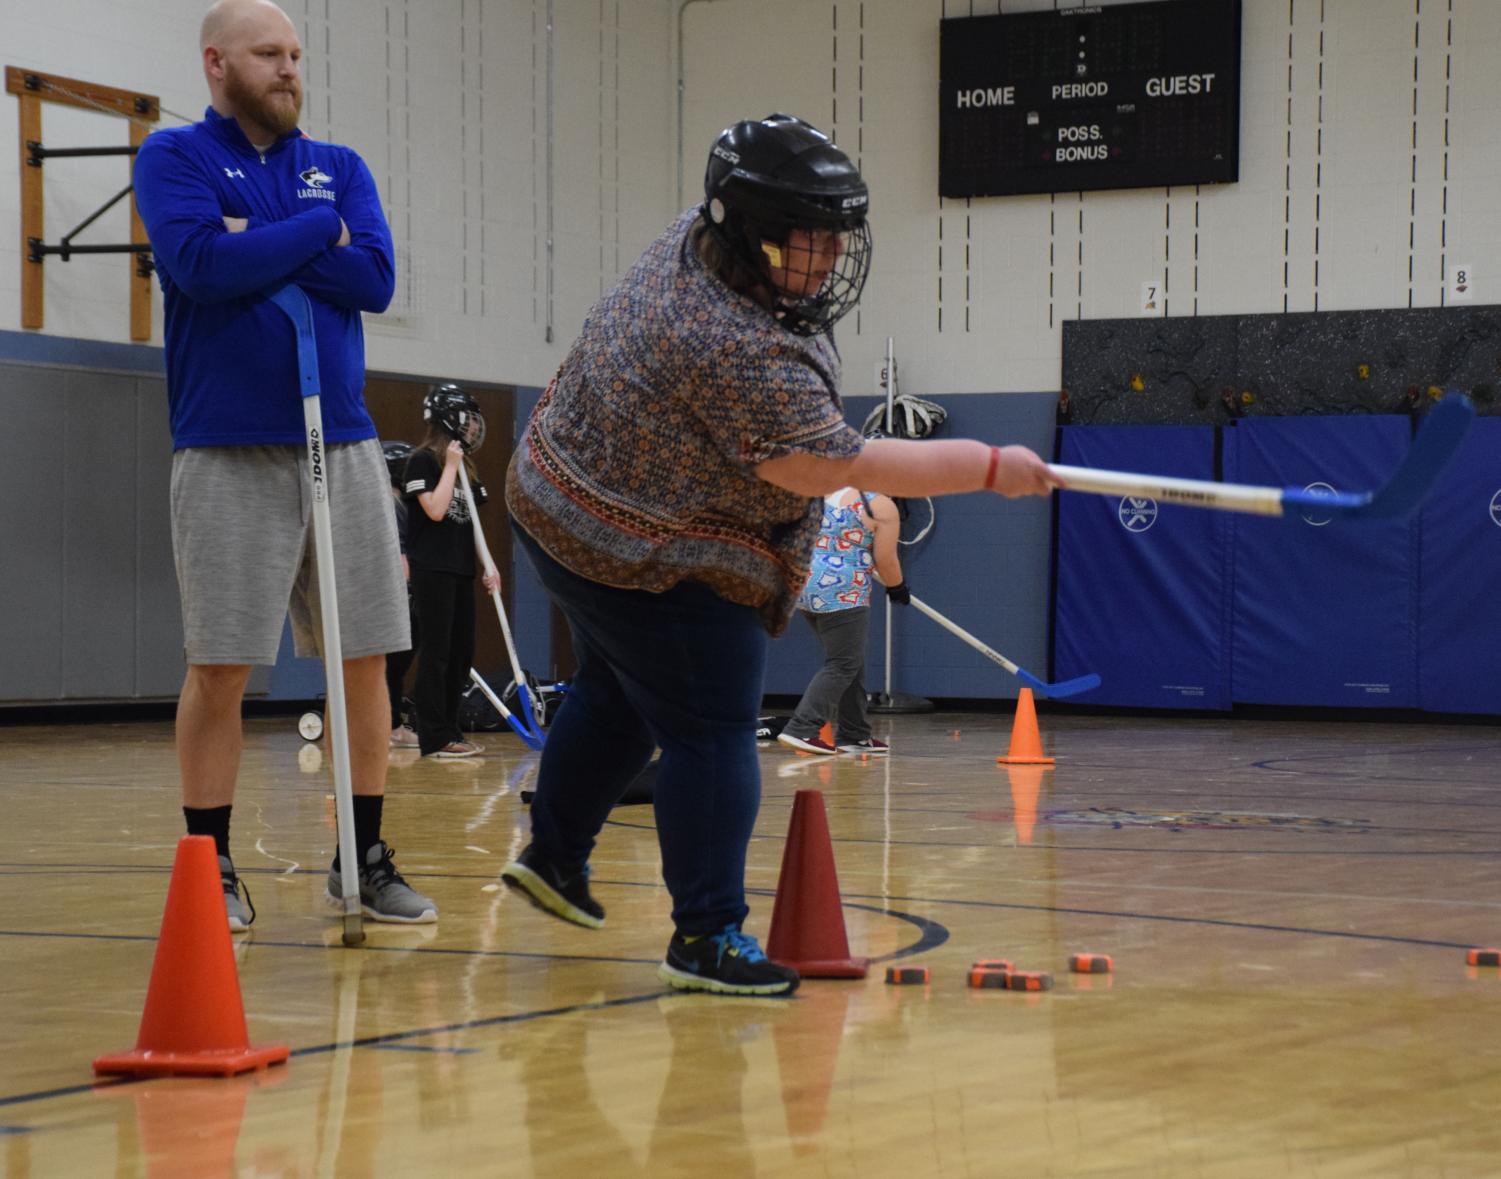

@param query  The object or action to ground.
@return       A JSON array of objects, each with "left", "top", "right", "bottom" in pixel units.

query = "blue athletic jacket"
[{"left": 134, "top": 107, "right": 395, "bottom": 448}]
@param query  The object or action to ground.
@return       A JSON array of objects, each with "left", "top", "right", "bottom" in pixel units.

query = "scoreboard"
[{"left": 939, "top": 0, "right": 1241, "bottom": 199}]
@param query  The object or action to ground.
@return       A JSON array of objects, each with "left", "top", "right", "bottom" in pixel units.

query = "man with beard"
[{"left": 133, "top": 0, "right": 437, "bottom": 931}]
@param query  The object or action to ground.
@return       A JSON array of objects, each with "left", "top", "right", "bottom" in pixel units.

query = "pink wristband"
[{"left": 983, "top": 445, "right": 1001, "bottom": 491}]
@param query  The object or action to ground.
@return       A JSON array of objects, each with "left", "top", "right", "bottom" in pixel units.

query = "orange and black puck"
[
  {"left": 971, "top": 958, "right": 1014, "bottom": 973},
  {"left": 1069, "top": 953, "right": 1113, "bottom": 974}
]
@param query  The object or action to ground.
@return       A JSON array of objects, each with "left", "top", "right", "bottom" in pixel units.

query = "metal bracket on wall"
[{"left": 6, "top": 66, "right": 160, "bottom": 341}]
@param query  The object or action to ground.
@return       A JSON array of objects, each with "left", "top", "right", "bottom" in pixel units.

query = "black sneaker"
[
  {"left": 500, "top": 844, "right": 604, "bottom": 929},
  {"left": 658, "top": 925, "right": 800, "bottom": 996}
]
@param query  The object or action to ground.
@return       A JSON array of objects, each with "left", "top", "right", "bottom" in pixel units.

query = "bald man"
[{"left": 134, "top": 0, "right": 437, "bottom": 930}]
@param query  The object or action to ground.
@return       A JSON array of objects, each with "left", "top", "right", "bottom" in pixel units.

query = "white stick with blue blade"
[
  {"left": 268, "top": 284, "right": 364, "bottom": 947},
  {"left": 457, "top": 463, "right": 546, "bottom": 750},
  {"left": 908, "top": 594, "right": 1101, "bottom": 699},
  {"left": 1049, "top": 392, "right": 1474, "bottom": 520}
]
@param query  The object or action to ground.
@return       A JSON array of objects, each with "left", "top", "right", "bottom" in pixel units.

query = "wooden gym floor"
[{"left": 3, "top": 708, "right": 1501, "bottom": 1176}]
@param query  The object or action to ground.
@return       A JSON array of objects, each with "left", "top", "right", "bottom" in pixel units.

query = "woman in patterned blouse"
[{"left": 501, "top": 114, "right": 1062, "bottom": 997}]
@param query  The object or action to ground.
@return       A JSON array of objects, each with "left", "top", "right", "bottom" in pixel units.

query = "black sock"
[
  {"left": 333, "top": 794, "right": 385, "bottom": 870},
  {"left": 184, "top": 805, "right": 232, "bottom": 859}
]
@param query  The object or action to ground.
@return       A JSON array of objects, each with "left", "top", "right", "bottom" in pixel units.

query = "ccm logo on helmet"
[
  {"left": 842, "top": 195, "right": 868, "bottom": 210},
  {"left": 712, "top": 146, "right": 740, "bottom": 165}
]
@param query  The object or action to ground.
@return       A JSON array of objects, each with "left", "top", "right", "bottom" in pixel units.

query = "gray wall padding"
[
  {"left": 1, "top": 359, "right": 186, "bottom": 703},
  {"left": 1063, "top": 305, "right": 1501, "bottom": 425}
]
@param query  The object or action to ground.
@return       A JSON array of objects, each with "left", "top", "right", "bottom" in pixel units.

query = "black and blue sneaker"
[
  {"left": 501, "top": 843, "right": 604, "bottom": 929},
  {"left": 658, "top": 925, "right": 800, "bottom": 996}
]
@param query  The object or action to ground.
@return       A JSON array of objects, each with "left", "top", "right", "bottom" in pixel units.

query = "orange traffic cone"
[
  {"left": 996, "top": 687, "right": 1055, "bottom": 766},
  {"left": 94, "top": 836, "right": 290, "bottom": 1078},
  {"left": 1004, "top": 764, "right": 1045, "bottom": 845},
  {"left": 766, "top": 790, "right": 869, "bottom": 978}
]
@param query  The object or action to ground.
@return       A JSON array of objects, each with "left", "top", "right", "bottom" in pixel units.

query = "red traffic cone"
[
  {"left": 996, "top": 687, "right": 1055, "bottom": 765},
  {"left": 94, "top": 836, "right": 290, "bottom": 1078},
  {"left": 766, "top": 790, "right": 869, "bottom": 978}
]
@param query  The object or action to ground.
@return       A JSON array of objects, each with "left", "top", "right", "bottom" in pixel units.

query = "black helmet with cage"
[
  {"left": 702, "top": 113, "right": 872, "bottom": 337},
  {"left": 422, "top": 383, "right": 485, "bottom": 453},
  {"left": 381, "top": 440, "right": 413, "bottom": 489}
]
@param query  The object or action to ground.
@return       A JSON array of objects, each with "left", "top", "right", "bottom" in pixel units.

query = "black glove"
[{"left": 884, "top": 581, "right": 911, "bottom": 605}]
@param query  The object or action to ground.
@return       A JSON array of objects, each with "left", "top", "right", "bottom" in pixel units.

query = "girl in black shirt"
[{"left": 402, "top": 385, "right": 498, "bottom": 757}]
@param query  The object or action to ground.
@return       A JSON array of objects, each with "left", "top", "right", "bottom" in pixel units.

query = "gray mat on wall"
[{"left": 1062, "top": 305, "right": 1501, "bottom": 426}]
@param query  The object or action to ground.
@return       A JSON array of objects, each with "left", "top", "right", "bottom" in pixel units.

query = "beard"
[{"left": 223, "top": 63, "right": 302, "bottom": 139}]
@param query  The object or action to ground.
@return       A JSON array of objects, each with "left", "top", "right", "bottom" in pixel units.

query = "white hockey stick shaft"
[
  {"left": 304, "top": 395, "right": 363, "bottom": 944},
  {"left": 468, "top": 667, "right": 519, "bottom": 722},
  {"left": 456, "top": 463, "right": 528, "bottom": 690},
  {"left": 908, "top": 595, "right": 1023, "bottom": 675},
  {"left": 1048, "top": 464, "right": 1284, "bottom": 516},
  {"left": 270, "top": 283, "right": 362, "bottom": 945}
]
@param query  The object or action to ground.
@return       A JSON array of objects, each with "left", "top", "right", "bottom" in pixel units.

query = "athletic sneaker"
[
  {"left": 326, "top": 842, "right": 438, "bottom": 923},
  {"left": 500, "top": 843, "right": 604, "bottom": 928},
  {"left": 777, "top": 731, "right": 838, "bottom": 755},
  {"left": 220, "top": 854, "right": 255, "bottom": 932},
  {"left": 389, "top": 725, "right": 419, "bottom": 748},
  {"left": 836, "top": 737, "right": 890, "bottom": 755},
  {"left": 658, "top": 925, "right": 800, "bottom": 996}
]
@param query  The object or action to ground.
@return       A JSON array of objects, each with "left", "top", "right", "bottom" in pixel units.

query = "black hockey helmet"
[
  {"left": 702, "top": 113, "right": 872, "bottom": 337},
  {"left": 423, "top": 382, "right": 485, "bottom": 453},
  {"left": 381, "top": 440, "right": 413, "bottom": 489}
]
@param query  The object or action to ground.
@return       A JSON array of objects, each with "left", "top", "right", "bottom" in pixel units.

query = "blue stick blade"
[
  {"left": 1320, "top": 392, "right": 1473, "bottom": 520},
  {"left": 503, "top": 708, "right": 544, "bottom": 750},
  {"left": 1017, "top": 670, "right": 1102, "bottom": 699}
]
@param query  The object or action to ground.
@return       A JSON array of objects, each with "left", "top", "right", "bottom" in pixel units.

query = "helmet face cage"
[
  {"left": 423, "top": 384, "right": 486, "bottom": 453},
  {"left": 703, "top": 114, "right": 872, "bottom": 337},
  {"left": 760, "top": 220, "right": 872, "bottom": 337}
]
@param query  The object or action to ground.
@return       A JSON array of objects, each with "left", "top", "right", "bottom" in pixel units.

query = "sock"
[
  {"left": 334, "top": 794, "right": 385, "bottom": 870},
  {"left": 184, "top": 805, "right": 232, "bottom": 859}
]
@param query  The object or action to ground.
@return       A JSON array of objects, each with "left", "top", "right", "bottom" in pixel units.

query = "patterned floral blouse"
[{"left": 507, "top": 210, "right": 863, "bottom": 635}]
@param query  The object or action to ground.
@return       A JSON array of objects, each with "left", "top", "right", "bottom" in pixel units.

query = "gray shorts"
[{"left": 171, "top": 440, "right": 410, "bottom": 665}]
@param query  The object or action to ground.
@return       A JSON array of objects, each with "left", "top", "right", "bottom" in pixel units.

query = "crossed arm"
[{"left": 134, "top": 136, "right": 393, "bottom": 311}]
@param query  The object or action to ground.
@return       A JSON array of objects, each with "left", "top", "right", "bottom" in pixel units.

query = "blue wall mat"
[
  {"left": 1228, "top": 414, "right": 1417, "bottom": 707},
  {"left": 511, "top": 388, "right": 1059, "bottom": 702},
  {"left": 1417, "top": 417, "right": 1501, "bottom": 713},
  {"left": 1054, "top": 425, "right": 1231, "bottom": 709}
]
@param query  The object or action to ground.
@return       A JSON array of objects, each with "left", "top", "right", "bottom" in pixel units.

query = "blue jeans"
[{"left": 514, "top": 526, "right": 766, "bottom": 936}]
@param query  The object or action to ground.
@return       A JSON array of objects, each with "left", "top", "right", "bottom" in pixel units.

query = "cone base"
[
  {"left": 93, "top": 1043, "right": 290, "bottom": 1078},
  {"left": 778, "top": 957, "right": 870, "bottom": 979},
  {"left": 997, "top": 755, "right": 1054, "bottom": 765}
]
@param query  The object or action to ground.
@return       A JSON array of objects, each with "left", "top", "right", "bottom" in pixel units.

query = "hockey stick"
[
  {"left": 908, "top": 594, "right": 1101, "bottom": 699},
  {"left": 268, "top": 283, "right": 363, "bottom": 946},
  {"left": 456, "top": 463, "right": 545, "bottom": 750},
  {"left": 1048, "top": 392, "right": 1474, "bottom": 519},
  {"left": 467, "top": 666, "right": 544, "bottom": 748}
]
